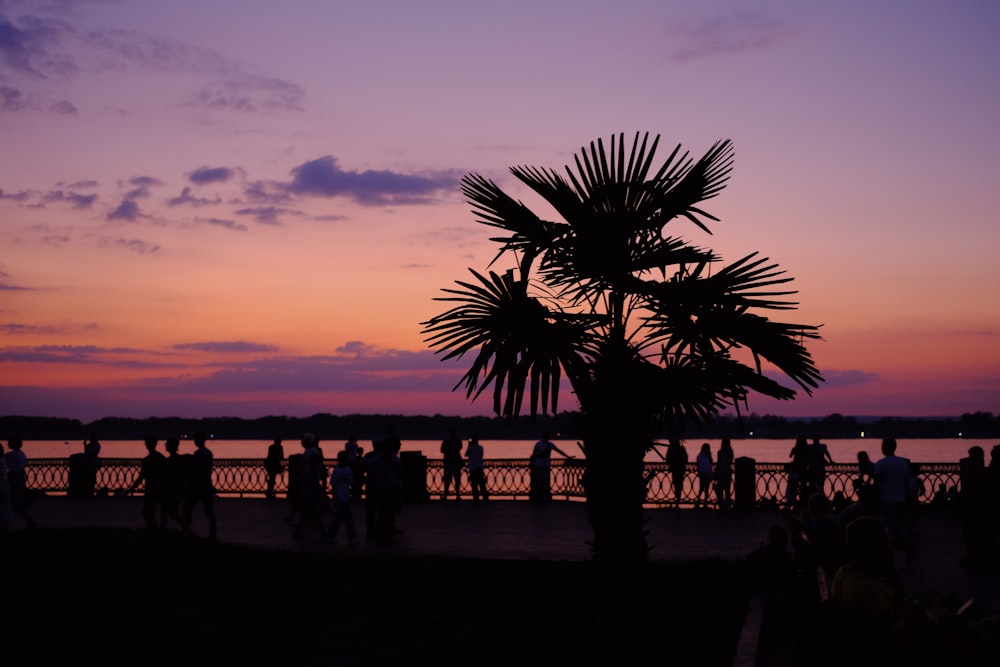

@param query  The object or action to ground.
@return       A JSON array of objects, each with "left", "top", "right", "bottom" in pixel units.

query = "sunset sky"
[{"left": 2, "top": 0, "right": 998, "bottom": 422}]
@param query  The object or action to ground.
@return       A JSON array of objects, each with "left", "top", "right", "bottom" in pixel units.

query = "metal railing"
[{"left": 23, "top": 457, "right": 962, "bottom": 506}]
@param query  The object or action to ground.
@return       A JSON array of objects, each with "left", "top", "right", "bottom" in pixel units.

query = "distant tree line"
[{"left": 1, "top": 411, "right": 997, "bottom": 443}]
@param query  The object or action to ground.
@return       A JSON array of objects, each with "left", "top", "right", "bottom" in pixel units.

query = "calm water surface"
[{"left": 22, "top": 437, "right": 997, "bottom": 464}]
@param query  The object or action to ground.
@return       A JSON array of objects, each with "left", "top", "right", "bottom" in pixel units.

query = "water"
[{"left": 19, "top": 437, "right": 997, "bottom": 464}]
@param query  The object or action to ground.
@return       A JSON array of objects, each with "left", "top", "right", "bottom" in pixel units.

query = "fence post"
[{"left": 734, "top": 456, "right": 756, "bottom": 512}]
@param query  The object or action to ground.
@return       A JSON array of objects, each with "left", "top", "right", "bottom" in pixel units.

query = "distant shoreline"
[{"left": 2, "top": 411, "right": 998, "bottom": 441}]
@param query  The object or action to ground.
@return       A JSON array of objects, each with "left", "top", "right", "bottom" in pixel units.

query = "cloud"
[
  {"left": 666, "top": 11, "right": 790, "bottom": 62},
  {"left": 107, "top": 198, "right": 141, "bottom": 221},
  {"left": 42, "top": 189, "right": 96, "bottom": 208},
  {"left": 234, "top": 206, "right": 296, "bottom": 225},
  {"left": 815, "top": 369, "right": 879, "bottom": 388},
  {"left": 174, "top": 341, "right": 280, "bottom": 353},
  {"left": 192, "top": 77, "right": 304, "bottom": 113},
  {"left": 0, "top": 344, "right": 175, "bottom": 368},
  {"left": 285, "top": 156, "right": 460, "bottom": 205},
  {"left": 167, "top": 186, "right": 221, "bottom": 207},
  {"left": 0, "top": 322, "right": 64, "bottom": 335},
  {"left": 199, "top": 217, "right": 247, "bottom": 232},
  {"left": 0, "top": 15, "right": 74, "bottom": 77},
  {"left": 111, "top": 238, "right": 159, "bottom": 253},
  {"left": 0, "top": 267, "right": 34, "bottom": 291},
  {"left": 188, "top": 166, "right": 234, "bottom": 184},
  {"left": 0, "top": 187, "right": 32, "bottom": 202}
]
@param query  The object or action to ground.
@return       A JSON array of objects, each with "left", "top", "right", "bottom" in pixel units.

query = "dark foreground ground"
[{"left": 0, "top": 528, "right": 748, "bottom": 667}]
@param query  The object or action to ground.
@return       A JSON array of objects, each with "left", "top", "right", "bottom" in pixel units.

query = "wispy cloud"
[
  {"left": 174, "top": 341, "right": 279, "bottom": 353},
  {"left": 198, "top": 217, "right": 247, "bottom": 232},
  {"left": 42, "top": 189, "right": 96, "bottom": 208},
  {"left": 167, "top": 187, "right": 222, "bottom": 207},
  {"left": 0, "top": 267, "right": 34, "bottom": 291},
  {"left": 110, "top": 238, "right": 159, "bottom": 254},
  {"left": 666, "top": 11, "right": 791, "bottom": 63},
  {"left": 234, "top": 206, "right": 296, "bottom": 225}
]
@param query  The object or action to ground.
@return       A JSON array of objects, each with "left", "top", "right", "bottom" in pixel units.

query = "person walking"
[
  {"left": 129, "top": 435, "right": 167, "bottom": 529},
  {"left": 181, "top": 431, "right": 217, "bottom": 541},
  {"left": 466, "top": 436, "right": 488, "bottom": 501},
  {"left": 327, "top": 451, "right": 359, "bottom": 547},
  {"left": 263, "top": 438, "right": 284, "bottom": 500}
]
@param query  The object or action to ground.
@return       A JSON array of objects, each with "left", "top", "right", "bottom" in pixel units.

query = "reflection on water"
[{"left": 23, "top": 437, "right": 992, "bottom": 464}]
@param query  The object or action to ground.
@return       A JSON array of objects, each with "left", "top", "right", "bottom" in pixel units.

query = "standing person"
[
  {"left": 665, "top": 438, "right": 689, "bottom": 507},
  {"left": 181, "top": 431, "right": 217, "bottom": 541},
  {"left": 715, "top": 438, "right": 734, "bottom": 510},
  {"left": 466, "top": 436, "right": 488, "bottom": 502},
  {"left": 959, "top": 445, "right": 993, "bottom": 568},
  {"left": 162, "top": 436, "right": 186, "bottom": 529},
  {"left": 529, "top": 431, "right": 572, "bottom": 503},
  {"left": 695, "top": 443, "right": 715, "bottom": 508},
  {"left": 0, "top": 442, "right": 12, "bottom": 531},
  {"left": 83, "top": 434, "right": 102, "bottom": 495},
  {"left": 327, "top": 451, "right": 359, "bottom": 547},
  {"left": 856, "top": 450, "right": 876, "bottom": 491},
  {"left": 129, "top": 435, "right": 167, "bottom": 529},
  {"left": 293, "top": 433, "right": 329, "bottom": 541},
  {"left": 807, "top": 434, "right": 834, "bottom": 497},
  {"left": 263, "top": 438, "right": 284, "bottom": 500},
  {"left": 786, "top": 435, "right": 810, "bottom": 509},
  {"left": 874, "top": 437, "right": 913, "bottom": 563},
  {"left": 343, "top": 433, "right": 364, "bottom": 501},
  {"left": 440, "top": 429, "right": 464, "bottom": 500},
  {"left": 4, "top": 438, "right": 37, "bottom": 530}
]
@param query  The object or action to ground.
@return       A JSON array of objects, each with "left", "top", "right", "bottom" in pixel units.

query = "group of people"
[
  {"left": 662, "top": 437, "right": 736, "bottom": 509},
  {"left": 746, "top": 437, "right": 1000, "bottom": 663},
  {"left": 439, "top": 429, "right": 489, "bottom": 502},
  {"left": 127, "top": 431, "right": 218, "bottom": 540}
]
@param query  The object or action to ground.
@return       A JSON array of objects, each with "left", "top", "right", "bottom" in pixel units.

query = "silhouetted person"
[
  {"left": 664, "top": 437, "right": 689, "bottom": 507},
  {"left": 746, "top": 524, "right": 794, "bottom": 592},
  {"left": 806, "top": 434, "right": 833, "bottom": 497},
  {"left": 181, "top": 431, "right": 217, "bottom": 540},
  {"left": 0, "top": 442, "right": 12, "bottom": 531},
  {"left": 293, "top": 433, "right": 329, "bottom": 541},
  {"left": 83, "top": 435, "right": 102, "bottom": 495},
  {"left": 695, "top": 442, "right": 714, "bottom": 508},
  {"left": 363, "top": 437, "right": 403, "bottom": 541},
  {"left": 787, "top": 435, "right": 810, "bottom": 510},
  {"left": 129, "top": 435, "right": 167, "bottom": 529},
  {"left": 161, "top": 436, "right": 186, "bottom": 528},
  {"left": 529, "top": 431, "right": 572, "bottom": 503},
  {"left": 264, "top": 438, "right": 284, "bottom": 500},
  {"left": 959, "top": 445, "right": 993, "bottom": 568},
  {"left": 874, "top": 437, "right": 915, "bottom": 564},
  {"left": 466, "top": 436, "right": 488, "bottom": 501},
  {"left": 4, "top": 438, "right": 36, "bottom": 530},
  {"left": 856, "top": 450, "right": 875, "bottom": 490},
  {"left": 343, "top": 433, "right": 364, "bottom": 501},
  {"left": 715, "top": 438, "right": 734, "bottom": 510},
  {"left": 440, "top": 428, "right": 464, "bottom": 500},
  {"left": 327, "top": 450, "right": 358, "bottom": 547}
]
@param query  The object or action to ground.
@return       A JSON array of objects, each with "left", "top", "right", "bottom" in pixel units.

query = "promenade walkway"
[{"left": 5, "top": 496, "right": 1000, "bottom": 666}]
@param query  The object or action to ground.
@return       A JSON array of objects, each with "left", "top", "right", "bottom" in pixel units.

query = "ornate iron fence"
[{"left": 24, "top": 457, "right": 962, "bottom": 506}]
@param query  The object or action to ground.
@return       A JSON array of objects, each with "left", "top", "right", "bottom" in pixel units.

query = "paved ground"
[{"left": 5, "top": 495, "right": 1000, "bottom": 666}]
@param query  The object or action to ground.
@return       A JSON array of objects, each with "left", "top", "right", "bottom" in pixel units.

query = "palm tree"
[{"left": 421, "top": 132, "right": 823, "bottom": 566}]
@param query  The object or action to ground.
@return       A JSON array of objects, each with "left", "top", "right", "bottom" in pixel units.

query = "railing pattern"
[{"left": 23, "top": 458, "right": 962, "bottom": 506}]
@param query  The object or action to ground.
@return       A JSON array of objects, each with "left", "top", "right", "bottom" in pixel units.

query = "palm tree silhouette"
[{"left": 422, "top": 132, "right": 823, "bottom": 565}]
